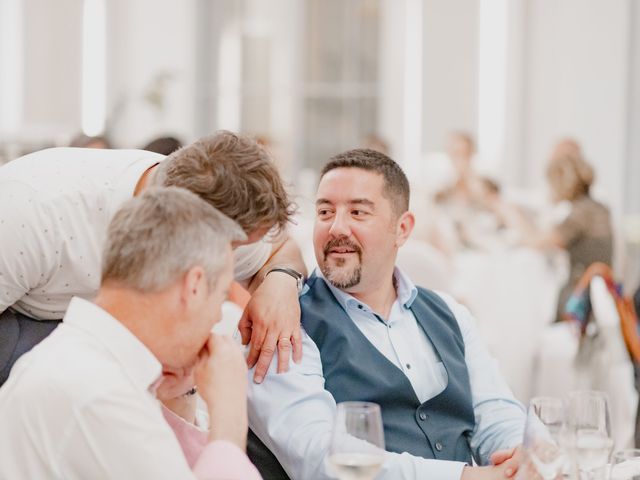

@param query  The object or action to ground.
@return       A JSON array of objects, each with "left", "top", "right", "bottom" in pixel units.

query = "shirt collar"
[
  {"left": 63, "top": 297, "right": 162, "bottom": 391},
  {"left": 313, "top": 266, "right": 418, "bottom": 314}
]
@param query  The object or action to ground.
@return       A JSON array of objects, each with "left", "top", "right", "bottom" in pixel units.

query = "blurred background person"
[
  {"left": 142, "top": 135, "right": 184, "bottom": 155},
  {"left": 522, "top": 141, "right": 613, "bottom": 322},
  {"left": 434, "top": 131, "right": 483, "bottom": 209}
]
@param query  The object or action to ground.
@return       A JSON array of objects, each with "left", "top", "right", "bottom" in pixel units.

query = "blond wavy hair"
[{"left": 546, "top": 148, "right": 594, "bottom": 202}]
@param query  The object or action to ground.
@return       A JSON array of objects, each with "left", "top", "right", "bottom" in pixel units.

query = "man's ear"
[
  {"left": 181, "top": 265, "right": 207, "bottom": 306},
  {"left": 395, "top": 211, "right": 415, "bottom": 248}
]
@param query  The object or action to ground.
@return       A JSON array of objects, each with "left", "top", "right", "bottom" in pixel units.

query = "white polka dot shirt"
[{"left": 0, "top": 147, "right": 271, "bottom": 319}]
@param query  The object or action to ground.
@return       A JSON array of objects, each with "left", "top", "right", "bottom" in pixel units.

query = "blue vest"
[
  {"left": 247, "top": 274, "right": 475, "bottom": 478},
  {"left": 302, "top": 273, "right": 475, "bottom": 462}
]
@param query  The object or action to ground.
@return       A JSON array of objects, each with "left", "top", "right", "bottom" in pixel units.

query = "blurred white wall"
[
  {"left": 21, "top": 0, "right": 82, "bottom": 139},
  {"left": 106, "top": 0, "right": 196, "bottom": 148},
  {"left": 422, "top": 0, "right": 478, "bottom": 154},
  {"left": 1, "top": 0, "right": 638, "bottom": 219},
  {"left": 517, "top": 0, "right": 630, "bottom": 216}
]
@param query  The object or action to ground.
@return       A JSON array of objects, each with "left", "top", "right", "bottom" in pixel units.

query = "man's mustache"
[{"left": 323, "top": 237, "right": 362, "bottom": 258}]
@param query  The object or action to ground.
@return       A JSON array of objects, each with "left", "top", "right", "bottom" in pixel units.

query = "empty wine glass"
[
  {"left": 519, "top": 396, "right": 566, "bottom": 480},
  {"left": 609, "top": 449, "right": 640, "bottom": 480},
  {"left": 565, "top": 391, "right": 613, "bottom": 479},
  {"left": 328, "top": 402, "right": 386, "bottom": 480}
]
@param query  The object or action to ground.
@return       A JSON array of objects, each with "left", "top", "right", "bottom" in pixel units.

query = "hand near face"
[
  {"left": 195, "top": 333, "right": 249, "bottom": 450},
  {"left": 239, "top": 271, "right": 302, "bottom": 383}
]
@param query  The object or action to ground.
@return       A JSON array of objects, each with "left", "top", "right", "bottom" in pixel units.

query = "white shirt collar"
[
  {"left": 63, "top": 297, "right": 162, "bottom": 390},
  {"left": 313, "top": 267, "right": 418, "bottom": 315}
]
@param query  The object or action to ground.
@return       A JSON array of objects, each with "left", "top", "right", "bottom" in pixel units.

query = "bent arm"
[
  {"left": 239, "top": 233, "right": 308, "bottom": 381},
  {"left": 0, "top": 185, "right": 57, "bottom": 316},
  {"left": 438, "top": 293, "right": 526, "bottom": 465}
]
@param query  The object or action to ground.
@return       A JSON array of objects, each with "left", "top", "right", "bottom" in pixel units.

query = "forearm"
[{"left": 247, "top": 235, "right": 307, "bottom": 293}]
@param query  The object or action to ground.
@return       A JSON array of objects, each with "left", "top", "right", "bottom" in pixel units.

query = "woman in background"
[{"left": 532, "top": 139, "right": 613, "bottom": 322}]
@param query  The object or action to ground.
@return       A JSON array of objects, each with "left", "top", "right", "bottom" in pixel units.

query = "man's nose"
[{"left": 328, "top": 211, "right": 351, "bottom": 237}]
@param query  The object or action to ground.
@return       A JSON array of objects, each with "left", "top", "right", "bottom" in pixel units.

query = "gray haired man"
[{"left": 0, "top": 187, "right": 261, "bottom": 479}]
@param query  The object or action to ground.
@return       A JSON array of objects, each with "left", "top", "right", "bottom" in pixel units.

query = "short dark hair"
[
  {"left": 321, "top": 148, "right": 410, "bottom": 216},
  {"left": 142, "top": 136, "right": 183, "bottom": 156},
  {"left": 152, "top": 131, "right": 294, "bottom": 235}
]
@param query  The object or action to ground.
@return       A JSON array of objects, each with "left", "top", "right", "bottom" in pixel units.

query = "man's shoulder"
[{"left": 9, "top": 329, "right": 134, "bottom": 406}]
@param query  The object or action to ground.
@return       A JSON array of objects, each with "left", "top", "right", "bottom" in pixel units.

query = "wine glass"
[
  {"left": 565, "top": 391, "right": 613, "bottom": 479},
  {"left": 519, "top": 396, "right": 566, "bottom": 480},
  {"left": 609, "top": 449, "right": 640, "bottom": 480},
  {"left": 328, "top": 402, "right": 386, "bottom": 480}
]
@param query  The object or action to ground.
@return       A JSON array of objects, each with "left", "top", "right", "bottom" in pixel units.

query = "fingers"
[
  {"left": 499, "top": 447, "right": 523, "bottom": 479},
  {"left": 238, "top": 309, "right": 252, "bottom": 346},
  {"left": 246, "top": 327, "right": 266, "bottom": 369},
  {"left": 291, "top": 327, "right": 303, "bottom": 364},
  {"left": 252, "top": 332, "right": 278, "bottom": 384},
  {"left": 276, "top": 337, "right": 292, "bottom": 374},
  {"left": 490, "top": 448, "right": 515, "bottom": 466}
]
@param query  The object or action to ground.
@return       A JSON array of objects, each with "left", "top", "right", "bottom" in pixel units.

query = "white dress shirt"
[
  {"left": 0, "top": 147, "right": 271, "bottom": 319},
  {"left": 0, "top": 297, "right": 257, "bottom": 479},
  {"left": 248, "top": 268, "right": 525, "bottom": 480}
]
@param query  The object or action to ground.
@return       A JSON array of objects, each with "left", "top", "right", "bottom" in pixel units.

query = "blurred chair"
[{"left": 533, "top": 264, "right": 639, "bottom": 448}]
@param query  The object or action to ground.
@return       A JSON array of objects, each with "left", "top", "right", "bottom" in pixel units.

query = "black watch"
[{"left": 266, "top": 267, "right": 305, "bottom": 293}]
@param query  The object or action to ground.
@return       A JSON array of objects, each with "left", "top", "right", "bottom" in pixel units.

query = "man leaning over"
[{"left": 0, "top": 131, "right": 306, "bottom": 386}]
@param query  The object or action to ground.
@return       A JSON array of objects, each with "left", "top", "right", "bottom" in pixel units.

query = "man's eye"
[{"left": 352, "top": 210, "right": 366, "bottom": 216}]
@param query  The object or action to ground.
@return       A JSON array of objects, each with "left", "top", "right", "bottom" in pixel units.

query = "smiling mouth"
[
  {"left": 328, "top": 248, "right": 357, "bottom": 254},
  {"left": 323, "top": 238, "right": 362, "bottom": 259}
]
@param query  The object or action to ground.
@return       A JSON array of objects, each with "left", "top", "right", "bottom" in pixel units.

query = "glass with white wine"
[
  {"left": 519, "top": 396, "right": 567, "bottom": 480},
  {"left": 328, "top": 402, "right": 386, "bottom": 480},
  {"left": 564, "top": 390, "right": 613, "bottom": 479}
]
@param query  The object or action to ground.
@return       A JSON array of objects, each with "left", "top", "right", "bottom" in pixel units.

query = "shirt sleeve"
[
  {"left": 248, "top": 331, "right": 467, "bottom": 480},
  {"left": 60, "top": 391, "right": 259, "bottom": 480},
  {"left": 437, "top": 292, "right": 526, "bottom": 465},
  {"left": 0, "top": 183, "right": 58, "bottom": 315}
]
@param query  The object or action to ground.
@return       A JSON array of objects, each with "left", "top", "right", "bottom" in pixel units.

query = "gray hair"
[{"left": 101, "top": 187, "right": 246, "bottom": 292}]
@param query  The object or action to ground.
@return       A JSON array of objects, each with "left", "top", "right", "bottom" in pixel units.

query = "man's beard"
[{"left": 320, "top": 237, "right": 363, "bottom": 289}]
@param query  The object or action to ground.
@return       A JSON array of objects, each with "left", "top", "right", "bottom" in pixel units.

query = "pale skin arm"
[
  {"left": 487, "top": 197, "right": 566, "bottom": 251},
  {"left": 239, "top": 234, "right": 308, "bottom": 383}
]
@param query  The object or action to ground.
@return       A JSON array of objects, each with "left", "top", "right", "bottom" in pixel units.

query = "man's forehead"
[{"left": 316, "top": 168, "right": 384, "bottom": 199}]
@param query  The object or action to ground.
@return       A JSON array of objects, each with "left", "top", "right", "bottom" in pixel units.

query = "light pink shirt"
[{"left": 162, "top": 405, "right": 261, "bottom": 479}]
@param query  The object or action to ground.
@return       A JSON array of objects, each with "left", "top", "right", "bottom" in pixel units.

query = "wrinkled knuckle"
[{"left": 261, "top": 345, "right": 276, "bottom": 356}]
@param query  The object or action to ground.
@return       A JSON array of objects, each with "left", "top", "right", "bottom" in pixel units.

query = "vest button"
[
  {"left": 419, "top": 412, "right": 427, "bottom": 421},
  {"left": 435, "top": 442, "right": 443, "bottom": 452}
]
